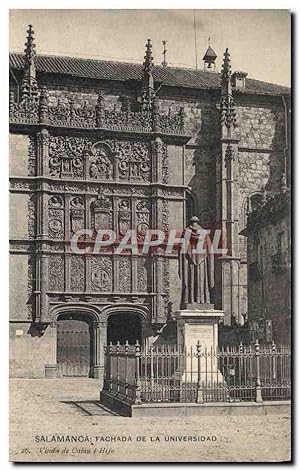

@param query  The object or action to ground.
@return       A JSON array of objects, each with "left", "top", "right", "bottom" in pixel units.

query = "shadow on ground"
[{"left": 60, "top": 400, "right": 123, "bottom": 416}]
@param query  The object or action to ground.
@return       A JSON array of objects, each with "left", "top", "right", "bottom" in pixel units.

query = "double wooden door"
[{"left": 57, "top": 317, "right": 92, "bottom": 377}]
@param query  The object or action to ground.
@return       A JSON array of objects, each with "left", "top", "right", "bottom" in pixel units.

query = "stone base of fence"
[
  {"left": 100, "top": 390, "right": 133, "bottom": 416},
  {"left": 100, "top": 391, "right": 291, "bottom": 418}
]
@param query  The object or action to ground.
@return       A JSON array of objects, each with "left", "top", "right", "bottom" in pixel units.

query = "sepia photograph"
[{"left": 8, "top": 8, "right": 291, "bottom": 462}]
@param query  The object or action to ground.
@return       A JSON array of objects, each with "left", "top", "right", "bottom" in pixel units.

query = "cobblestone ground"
[{"left": 9, "top": 379, "right": 291, "bottom": 463}]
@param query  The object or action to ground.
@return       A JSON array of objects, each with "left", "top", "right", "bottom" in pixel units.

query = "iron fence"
[{"left": 102, "top": 340, "right": 291, "bottom": 405}]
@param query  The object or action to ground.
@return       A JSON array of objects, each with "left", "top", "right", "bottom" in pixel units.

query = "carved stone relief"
[
  {"left": 91, "top": 256, "right": 112, "bottom": 292},
  {"left": 136, "top": 200, "right": 151, "bottom": 239},
  {"left": 70, "top": 256, "right": 85, "bottom": 291},
  {"left": 48, "top": 255, "right": 64, "bottom": 291},
  {"left": 89, "top": 142, "right": 113, "bottom": 180},
  {"left": 48, "top": 136, "right": 91, "bottom": 179},
  {"left": 118, "top": 256, "right": 131, "bottom": 292},
  {"left": 70, "top": 196, "right": 84, "bottom": 235},
  {"left": 137, "top": 257, "right": 150, "bottom": 292},
  {"left": 48, "top": 195, "right": 64, "bottom": 240},
  {"left": 90, "top": 194, "right": 113, "bottom": 231},
  {"left": 118, "top": 199, "right": 131, "bottom": 237}
]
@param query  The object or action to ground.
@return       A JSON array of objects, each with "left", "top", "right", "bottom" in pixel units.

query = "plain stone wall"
[
  {"left": 236, "top": 103, "right": 285, "bottom": 150},
  {"left": 9, "top": 133, "right": 30, "bottom": 176},
  {"left": 10, "top": 254, "right": 30, "bottom": 321},
  {"left": 247, "top": 217, "right": 290, "bottom": 344},
  {"left": 9, "top": 193, "right": 30, "bottom": 239},
  {"left": 9, "top": 322, "right": 53, "bottom": 378}
]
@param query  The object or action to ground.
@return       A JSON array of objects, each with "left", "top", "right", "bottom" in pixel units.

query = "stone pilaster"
[
  {"left": 45, "top": 321, "right": 58, "bottom": 378},
  {"left": 215, "top": 49, "right": 243, "bottom": 326}
]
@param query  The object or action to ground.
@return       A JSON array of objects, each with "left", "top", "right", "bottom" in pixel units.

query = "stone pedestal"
[
  {"left": 92, "top": 364, "right": 103, "bottom": 380},
  {"left": 45, "top": 364, "right": 58, "bottom": 378},
  {"left": 175, "top": 308, "right": 224, "bottom": 382}
]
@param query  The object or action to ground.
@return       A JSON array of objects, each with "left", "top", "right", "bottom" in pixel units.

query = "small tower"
[
  {"left": 202, "top": 38, "right": 217, "bottom": 71},
  {"left": 21, "top": 24, "right": 38, "bottom": 101},
  {"left": 141, "top": 39, "right": 155, "bottom": 111}
]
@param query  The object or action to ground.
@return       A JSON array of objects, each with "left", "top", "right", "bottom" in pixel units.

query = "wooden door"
[{"left": 57, "top": 318, "right": 91, "bottom": 377}]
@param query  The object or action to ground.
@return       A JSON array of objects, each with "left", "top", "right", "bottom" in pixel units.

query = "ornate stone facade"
[{"left": 9, "top": 29, "right": 290, "bottom": 378}]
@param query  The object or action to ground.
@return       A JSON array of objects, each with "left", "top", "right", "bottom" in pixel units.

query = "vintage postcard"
[{"left": 9, "top": 9, "right": 291, "bottom": 462}]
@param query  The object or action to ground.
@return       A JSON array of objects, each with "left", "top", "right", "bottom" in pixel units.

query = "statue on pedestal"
[{"left": 178, "top": 216, "right": 214, "bottom": 309}]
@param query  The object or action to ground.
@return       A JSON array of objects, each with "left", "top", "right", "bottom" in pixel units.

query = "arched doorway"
[
  {"left": 107, "top": 312, "right": 142, "bottom": 345},
  {"left": 57, "top": 313, "right": 93, "bottom": 377}
]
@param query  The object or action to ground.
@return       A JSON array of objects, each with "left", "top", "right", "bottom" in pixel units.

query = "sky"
[{"left": 9, "top": 9, "right": 291, "bottom": 86}]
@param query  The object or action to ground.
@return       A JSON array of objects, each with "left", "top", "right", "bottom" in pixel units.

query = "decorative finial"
[
  {"left": 221, "top": 48, "right": 231, "bottom": 81},
  {"left": 141, "top": 39, "right": 155, "bottom": 111},
  {"left": 24, "top": 24, "right": 36, "bottom": 64},
  {"left": 143, "top": 39, "right": 154, "bottom": 75},
  {"left": 162, "top": 40, "right": 168, "bottom": 67},
  {"left": 220, "top": 48, "right": 237, "bottom": 131},
  {"left": 21, "top": 24, "right": 38, "bottom": 102}
]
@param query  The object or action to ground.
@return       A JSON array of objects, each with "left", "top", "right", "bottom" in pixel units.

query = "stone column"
[
  {"left": 92, "top": 320, "right": 102, "bottom": 379},
  {"left": 93, "top": 321, "right": 107, "bottom": 386},
  {"left": 45, "top": 321, "right": 58, "bottom": 378}
]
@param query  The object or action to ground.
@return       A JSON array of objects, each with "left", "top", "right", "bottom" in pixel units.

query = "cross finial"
[
  {"left": 221, "top": 48, "right": 231, "bottom": 81},
  {"left": 141, "top": 38, "right": 155, "bottom": 111},
  {"left": 162, "top": 40, "right": 168, "bottom": 67},
  {"left": 24, "top": 24, "right": 36, "bottom": 64},
  {"left": 143, "top": 39, "right": 154, "bottom": 73}
]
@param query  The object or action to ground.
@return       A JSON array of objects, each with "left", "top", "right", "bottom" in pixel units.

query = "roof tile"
[{"left": 9, "top": 52, "right": 290, "bottom": 96}]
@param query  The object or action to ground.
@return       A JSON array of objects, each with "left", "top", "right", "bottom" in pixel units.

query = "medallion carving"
[
  {"left": 136, "top": 200, "right": 151, "bottom": 239},
  {"left": 48, "top": 136, "right": 91, "bottom": 179},
  {"left": 118, "top": 199, "right": 131, "bottom": 237},
  {"left": 91, "top": 256, "right": 112, "bottom": 292},
  {"left": 70, "top": 196, "right": 85, "bottom": 235},
  {"left": 48, "top": 195, "right": 64, "bottom": 240}
]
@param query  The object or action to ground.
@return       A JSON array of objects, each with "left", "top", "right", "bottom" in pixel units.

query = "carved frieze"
[
  {"left": 48, "top": 136, "right": 91, "bottom": 179},
  {"left": 137, "top": 257, "right": 150, "bottom": 292},
  {"left": 70, "top": 256, "right": 85, "bottom": 291},
  {"left": 108, "top": 140, "right": 151, "bottom": 182},
  {"left": 28, "top": 135, "right": 36, "bottom": 176},
  {"left": 162, "top": 199, "right": 169, "bottom": 233},
  {"left": 9, "top": 94, "right": 39, "bottom": 124},
  {"left": 28, "top": 194, "right": 36, "bottom": 239},
  {"left": 10, "top": 89, "right": 186, "bottom": 135},
  {"left": 48, "top": 255, "right": 64, "bottom": 291},
  {"left": 118, "top": 256, "right": 131, "bottom": 292},
  {"left": 159, "top": 108, "right": 185, "bottom": 135}
]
